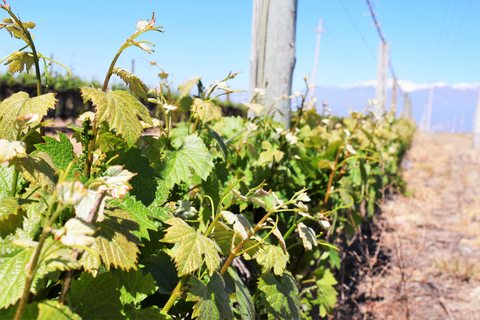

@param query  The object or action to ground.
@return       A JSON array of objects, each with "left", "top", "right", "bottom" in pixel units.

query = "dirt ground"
[{"left": 349, "top": 132, "right": 480, "bottom": 319}]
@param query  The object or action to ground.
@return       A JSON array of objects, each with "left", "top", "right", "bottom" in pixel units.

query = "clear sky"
[{"left": 1, "top": 0, "right": 479, "bottom": 92}]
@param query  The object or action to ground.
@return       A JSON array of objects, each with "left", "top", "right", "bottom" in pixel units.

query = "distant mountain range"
[
  {"left": 315, "top": 80, "right": 479, "bottom": 133},
  {"left": 228, "top": 80, "right": 480, "bottom": 133}
]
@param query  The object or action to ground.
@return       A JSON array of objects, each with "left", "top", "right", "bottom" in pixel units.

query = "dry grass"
[{"left": 355, "top": 132, "right": 480, "bottom": 320}]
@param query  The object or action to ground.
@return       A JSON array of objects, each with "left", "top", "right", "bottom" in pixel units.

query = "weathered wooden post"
[
  {"left": 391, "top": 77, "right": 397, "bottom": 116},
  {"left": 374, "top": 41, "right": 389, "bottom": 118},
  {"left": 401, "top": 92, "right": 413, "bottom": 120},
  {"left": 249, "top": 0, "right": 298, "bottom": 129}
]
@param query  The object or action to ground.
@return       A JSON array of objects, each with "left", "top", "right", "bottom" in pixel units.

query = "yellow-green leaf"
[
  {"left": 221, "top": 211, "right": 253, "bottom": 240},
  {"left": 252, "top": 244, "right": 288, "bottom": 275},
  {"left": 112, "top": 67, "right": 148, "bottom": 99},
  {"left": 258, "top": 141, "right": 284, "bottom": 165},
  {"left": 10, "top": 152, "right": 56, "bottom": 191},
  {"left": 0, "top": 197, "right": 19, "bottom": 222},
  {"left": 79, "top": 208, "right": 141, "bottom": 274},
  {"left": 0, "top": 92, "right": 56, "bottom": 139},
  {"left": 5, "top": 51, "right": 35, "bottom": 74},
  {"left": 192, "top": 98, "right": 222, "bottom": 123},
  {"left": 242, "top": 102, "right": 264, "bottom": 116},
  {"left": 38, "top": 300, "right": 81, "bottom": 320},
  {"left": 178, "top": 76, "right": 201, "bottom": 98},
  {"left": 162, "top": 217, "right": 221, "bottom": 276},
  {"left": 0, "top": 140, "right": 26, "bottom": 163},
  {"left": 79, "top": 87, "right": 153, "bottom": 146}
]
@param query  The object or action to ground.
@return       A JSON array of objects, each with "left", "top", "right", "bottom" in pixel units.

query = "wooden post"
[
  {"left": 308, "top": 18, "right": 324, "bottom": 107},
  {"left": 249, "top": 0, "right": 298, "bottom": 129},
  {"left": 391, "top": 77, "right": 397, "bottom": 116},
  {"left": 401, "top": 92, "right": 413, "bottom": 120},
  {"left": 374, "top": 41, "right": 389, "bottom": 118},
  {"left": 473, "top": 87, "right": 480, "bottom": 148}
]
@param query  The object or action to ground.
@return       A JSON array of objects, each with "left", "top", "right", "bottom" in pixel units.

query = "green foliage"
[
  {"left": 225, "top": 267, "right": 254, "bottom": 319},
  {"left": 79, "top": 208, "right": 141, "bottom": 274},
  {"left": 114, "top": 268, "right": 156, "bottom": 306},
  {"left": 252, "top": 244, "right": 288, "bottom": 276},
  {"left": 0, "top": 92, "right": 56, "bottom": 139},
  {"left": 186, "top": 273, "right": 233, "bottom": 320},
  {"left": 162, "top": 217, "right": 221, "bottom": 276},
  {"left": 37, "top": 300, "right": 81, "bottom": 320},
  {"left": 312, "top": 268, "right": 338, "bottom": 317},
  {"left": 192, "top": 98, "right": 222, "bottom": 123},
  {"left": 10, "top": 152, "right": 57, "bottom": 191},
  {"left": 258, "top": 272, "right": 301, "bottom": 320},
  {"left": 158, "top": 134, "right": 214, "bottom": 189},
  {"left": 4, "top": 51, "right": 35, "bottom": 74},
  {"left": 35, "top": 132, "right": 76, "bottom": 179},
  {"left": 0, "top": 7, "right": 416, "bottom": 320},
  {"left": 112, "top": 67, "right": 149, "bottom": 99},
  {"left": 70, "top": 272, "right": 123, "bottom": 319},
  {"left": 80, "top": 87, "right": 153, "bottom": 147}
]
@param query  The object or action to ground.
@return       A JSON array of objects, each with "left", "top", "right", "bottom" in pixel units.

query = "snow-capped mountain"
[
  {"left": 312, "top": 81, "right": 479, "bottom": 133},
  {"left": 228, "top": 80, "right": 479, "bottom": 133}
]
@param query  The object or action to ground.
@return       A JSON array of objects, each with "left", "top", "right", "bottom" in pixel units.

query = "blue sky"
[{"left": 1, "top": 0, "right": 479, "bottom": 92}]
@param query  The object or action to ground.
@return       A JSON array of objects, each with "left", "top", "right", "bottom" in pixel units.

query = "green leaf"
[
  {"left": 158, "top": 135, "right": 214, "bottom": 189},
  {"left": 0, "top": 165, "right": 16, "bottom": 198},
  {"left": 14, "top": 199, "right": 46, "bottom": 240},
  {"left": 4, "top": 25, "right": 29, "bottom": 42},
  {"left": 212, "top": 222, "right": 261, "bottom": 258},
  {"left": 0, "top": 244, "right": 32, "bottom": 308},
  {"left": 225, "top": 267, "right": 254, "bottom": 320},
  {"left": 113, "top": 268, "right": 156, "bottom": 306},
  {"left": 219, "top": 116, "right": 243, "bottom": 141},
  {"left": 313, "top": 268, "right": 338, "bottom": 317},
  {"left": 112, "top": 67, "right": 148, "bottom": 99},
  {"left": 258, "top": 272, "right": 300, "bottom": 320},
  {"left": 258, "top": 141, "right": 284, "bottom": 165},
  {"left": 10, "top": 152, "right": 57, "bottom": 191},
  {"left": 0, "top": 301, "right": 38, "bottom": 319},
  {"left": 0, "top": 242, "right": 53, "bottom": 308},
  {"left": 0, "top": 92, "right": 56, "bottom": 139},
  {"left": 112, "top": 193, "right": 169, "bottom": 240},
  {"left": 123, "top": 305, "right": 172, "bottom": 320},
  {"left": 178, "top": 76, "right": 201, "bottom": 98},
  {"left": 192, "top": 98, "right": 222, "bottom": 123},
  {"left": 0, "top": 204, "right": 25, "bottom": 238},
  {"left": 4, "top": 51, "right": 35, "bottom": 74},
  {"left": 252, "top": 244, "right": 288, "bottom": 276},
  {"left": 107, "top": 147, "right": 158, "bottom": 206},
  {"left": 42, "top": 239, "right": 81, "bottom": 272},
  {"left": 324, "top": 136, "right": 343, "bottom": 160},
  {"left": 140, "top": 251, "right": 179, "bottom": 295},
  {"left": 70, "top": 272, "right": 123, "bottom": 320},
  {"left": 0, "top": 197, "right": 20, "bottom": 221},
  {"left": 162, "top": 217, "right": 221, "bottom": 276},
  {"left": 79, "top": 207, "right": 141, "bottom": 274},
  {"left": 38, "top": 300, "right": 81, "bottom": 320},
  {"left": 80, "top": 87, "right": 153, "bottom": 147},
  {"left": 35, "top": 132, "right": 76, "bottom": 179},
  {"left": 186, "top": 273, "right": 233, "bottom": 320},
  {"left": 206, "top": 124, "right": 229, "bottom": 159}
]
